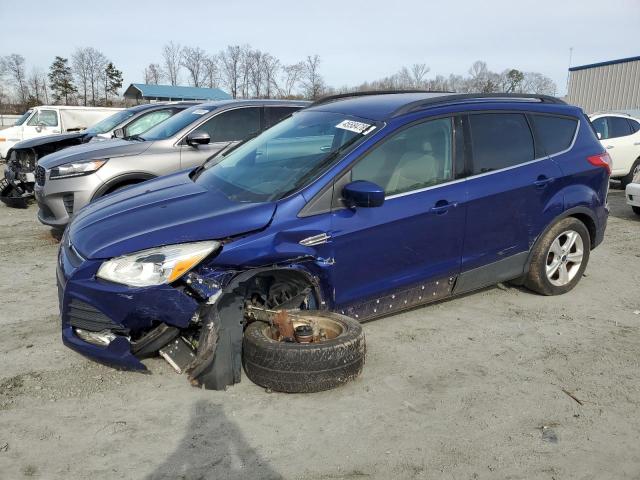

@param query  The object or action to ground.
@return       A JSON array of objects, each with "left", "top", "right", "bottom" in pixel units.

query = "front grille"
[
  {"left": 67, "top": 299, "right": 128, "bottom": 334},
  {"left": 35, "top": 165, "right": 46, "bottom": 186},
  {"left": 63, "top": 194, "right": 74, "bottom": 215}
]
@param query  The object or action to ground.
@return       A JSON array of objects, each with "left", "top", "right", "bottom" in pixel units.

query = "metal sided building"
[
  {"left": 567, "top": 56, "right": 640, "bottom": 114},
  {"left": 123, "top": 84, "right": 231, "bottom": 103}
]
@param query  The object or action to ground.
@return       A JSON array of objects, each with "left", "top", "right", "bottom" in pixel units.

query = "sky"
[{"left": 1, "top": 0, "right": 639, "bottom": 96}]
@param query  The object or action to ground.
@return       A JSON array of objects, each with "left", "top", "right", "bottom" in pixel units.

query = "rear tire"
[
  {"left": 525, "top": 217, "right": 590, "bottom": 296},
  {"left": 620, "top": 159, "right": 640, "bottom": 188}
]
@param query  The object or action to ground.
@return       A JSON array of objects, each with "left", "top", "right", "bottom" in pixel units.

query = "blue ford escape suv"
[{"left": 57, "top": 92, "right": 610, "bottom": 389}]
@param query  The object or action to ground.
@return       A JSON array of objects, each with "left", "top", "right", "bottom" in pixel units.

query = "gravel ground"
[{"left": 0, "top": 180, "right": 639, "bottom": 480}]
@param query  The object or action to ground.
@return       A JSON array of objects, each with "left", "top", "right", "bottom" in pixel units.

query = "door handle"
[
  {"left": 430, "top": 201, "right": 458, "bottom": 214},
  {"left": 606, "top": 145, "right": 615, "bottom": 149},
  {"left": 534, "top": 176, "right": 555, "bottom": 188},
  {"left": 634, "top": 142, "right": 640, "bottom": 146},
  {"left": 320, "top": 145, "right": 331, "bottom": 151}
]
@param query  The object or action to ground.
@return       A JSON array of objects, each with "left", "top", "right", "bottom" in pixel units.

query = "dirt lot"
[{"left": 1, "top": 182, "right": 639, "bottom": 480}]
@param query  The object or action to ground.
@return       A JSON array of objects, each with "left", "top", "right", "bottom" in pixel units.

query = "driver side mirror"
[
  {"left": 35, "top": 122, "right": 46, "bottom": 133},
  {"left": 186, "top": 130, "right": 211, "bottom": 147},
  {"left": 342, "top": 180, "right": 385, "bottom": 208},
  {"left": 112, "top": 127, "right": 125, "bottom": 139}
]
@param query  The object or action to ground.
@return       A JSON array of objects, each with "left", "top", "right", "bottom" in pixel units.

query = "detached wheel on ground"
[
  {"left": 243, "top": 311, "right": 365, "bottom": 393},
  {"left": 525, "top": 217, "right": 590, "bottom": 296}
]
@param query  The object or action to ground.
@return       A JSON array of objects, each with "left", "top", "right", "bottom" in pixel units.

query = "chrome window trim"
[{"left": 385, "top": 114, "right": 580, "bottom": 200}]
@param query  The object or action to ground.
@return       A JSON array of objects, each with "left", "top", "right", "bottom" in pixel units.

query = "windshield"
[
  {"left": 195, "top": 111, "right": 377, "bottom": 202},
  {"left": 14, "top": 110, "right": 33, "bottom": 126},
  {"left": 85, "top": 110, "right": 137, "bottom": 134},
  {"left": 140, "top": 105, "right": 216, "bottom": 141}
]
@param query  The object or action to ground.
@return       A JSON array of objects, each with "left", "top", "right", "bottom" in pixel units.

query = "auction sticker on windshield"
[{"left": 335, "top": 120, "right": 373, "bottom": 134}]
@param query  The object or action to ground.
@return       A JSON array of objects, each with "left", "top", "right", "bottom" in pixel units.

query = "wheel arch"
[{"left": 92, "top": 172, "right": 156, "bottom": 200}]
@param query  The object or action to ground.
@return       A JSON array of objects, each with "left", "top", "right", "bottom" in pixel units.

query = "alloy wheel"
[{"left": 545, "top": 230, "right": 584, "bottom": 286}]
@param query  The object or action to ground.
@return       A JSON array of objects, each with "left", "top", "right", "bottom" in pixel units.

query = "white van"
[{"left": 0, "top": 105, "right": 122, "bottom": 158}]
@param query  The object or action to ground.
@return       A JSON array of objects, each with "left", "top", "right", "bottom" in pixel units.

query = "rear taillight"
[{"left": 587, "top": 152, "right": 612, "bottom": 175}]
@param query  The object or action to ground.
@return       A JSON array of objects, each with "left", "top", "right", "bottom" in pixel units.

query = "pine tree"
[
  {"left": 48, "top": 56, "right": 77, "bottom": 104},
  {"left": 104, "top": 62, "right": 123, "bottom": 104}
]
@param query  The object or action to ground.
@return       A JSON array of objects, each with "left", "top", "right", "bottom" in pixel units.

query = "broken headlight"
[
  {"left": 97, "top": 241, "right": 219, "bottom": 287},
  {"left": 49, "top": 159, "right": 108, "bottom": 179}
]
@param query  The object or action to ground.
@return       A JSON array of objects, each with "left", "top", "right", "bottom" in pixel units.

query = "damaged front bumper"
[
  {"left": 1, "top": 150, "right": 37, "bottom": 208},
  {"left": 57, "top": 235, "right": 243, "bottom": 388}
]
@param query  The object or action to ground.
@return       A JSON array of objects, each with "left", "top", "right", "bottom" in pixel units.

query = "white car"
[
  {"left": 590, "top": 113, "right": 640, "bottom": 187},
  {"left": 0, "top": 105, "right": 122, "bottom": 159},
  {"left": 626, "top": 169, "right": 640, "bottom": 215}
]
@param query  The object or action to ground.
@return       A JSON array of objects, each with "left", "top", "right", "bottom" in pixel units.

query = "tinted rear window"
[
  {"left": 265, "top": 107, "right": 300, "bottom": 128},
  {"left": 608, "top": 116, "right": 632, "bottom": 138},
  {"left": 469, "top": 113, "right": 534, "bottom": 174},
  {"left": 628, "top": 118, "right": 640, "bottom": 134},
  {"left": 530, "top": 114, "right": 578, "bottom": 155}
]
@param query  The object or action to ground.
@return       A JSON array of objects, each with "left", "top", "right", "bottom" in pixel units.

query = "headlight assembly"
[
  {"left": 97, "top": 241, "right": 219, "bottom": 287},
  {"left": 49, "top": 159, "right": 108, "bottom": 179}
]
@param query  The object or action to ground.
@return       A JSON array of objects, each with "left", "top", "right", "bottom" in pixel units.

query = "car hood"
[
  {"left": 38, "top": 138, "right": 151, "bottom": 169},
  {"left": 12, "top": 132, "right": 89, "bottom": 150},
  {"left": 68, "top": 170, "right": 277, "bottom": 259},
  {"left": 1, "top": 126, "right": 21, "bottom": 140}
]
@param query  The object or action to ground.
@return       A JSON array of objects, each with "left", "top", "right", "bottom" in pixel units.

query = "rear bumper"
[{"left": 626, "top": 183, "right": 640, "bottom": 207}]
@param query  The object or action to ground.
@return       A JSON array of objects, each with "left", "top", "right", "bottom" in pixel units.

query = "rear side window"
[
  {"left": 469, "top": 113, "right": 534, "bottom": 174},
  {"left": 592, "top": 117, "right": 608, "bottom": 139},
  {"left": 199, "top": 107, "right": 261, "bottom": 143},
  {"left": 530, "top": 114, "right": 578, "bottom": 155},
  {"left": 627, "top": 118, "right": 640, "bottom": 134},
  {"left": 265, "top": 107, "right": 299, "bottom": 128},
  {"left": 608, "top": 117, "right": 633, "bottom": 138}
]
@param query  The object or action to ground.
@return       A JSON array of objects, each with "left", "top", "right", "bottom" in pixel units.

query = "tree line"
[
  {"left": 0, "top": 48, "right": 123, "bottom": 111},
  {"left": 0, "top": 42, "right": 557, "bottom": 113}
]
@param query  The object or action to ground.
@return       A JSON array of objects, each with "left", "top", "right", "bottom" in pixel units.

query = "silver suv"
[{"left": 35, "top": 100, "right": 308, "bottom": 228}]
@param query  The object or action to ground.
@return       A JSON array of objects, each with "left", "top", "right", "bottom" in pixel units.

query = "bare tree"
[
  {"left": 181, "top": 46, "right": 207, "bottom": 87},
  {"left": 87, "top": 48, "right": 108, "bottom": 105},
  {"left": 72, "top": 48, "right": 91, "bottom": 105},
  {"left": 219, "top": 45, "right": 243, "bottom": 98},
  {"left": 143, "top": 63, "right": 162, "bottom": 85},
  {"left": 239, "top": 45, "right": 253, "bottom": 98},
  {"left": 301, "top": 54, "right": 324, "bottom": 100},
  {"left": 28, "top": 68, "right": 49, "bottom": 104},
  {"left": 279, "top": 62, "right": 304, "bottom": 98},
  {"left": 162, "top": 41, "right": 182, "bottom": 86},
  {"left": 522, "top": 72, "right": 556, "bottom": 95},
  {"left": 202, "top": 55, "right": 219, "bottom": 88},
  {"left": 411, "top": 63, "right": 430, "bottom": 88},
  {"left": 262, "top": 53, "right": 280, "bottom": 98},
  {"left": 3, "top": 54, "right": 29, "bottom": 106},
  {"left": 248, "top": 49, "right": 264, "bottom": 97}
]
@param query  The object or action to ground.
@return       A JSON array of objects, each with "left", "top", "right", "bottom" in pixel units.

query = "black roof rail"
[
  {"left": 308, "top": 90, "right": 452, "bottom": 108},
  {"left": 392, "top": 93, "right": 566, "bottom": 117}
]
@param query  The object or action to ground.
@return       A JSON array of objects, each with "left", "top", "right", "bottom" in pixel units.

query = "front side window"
[
  {"left": 195, "top": 111, "right": 376, "bottom": 202},
  {"left": 28, "top": 109, "right": 58, "bottom": 127},
  {"left": 352, "top": 117, "right": 453, "bottom": 196},
  {"left": 198, "top": 107, "right": 261, "bottom": 143},
  {"left": 608, "top": 116, "right": 633, "bottom": 138},
  {"left": 141, "top": 105, "right": 217, "bottom": 141},
  {"left": 125, "top": 109, "right": 174, "bottom": 137},
  {"left": 592, "top": 117, "right": 608, "bottom": 139},
  {"left": 469, "top": 113, "right": 534, "bottom": 174},
  {"left": 530, "top": 114, "right": 578, "bottom": 155}
]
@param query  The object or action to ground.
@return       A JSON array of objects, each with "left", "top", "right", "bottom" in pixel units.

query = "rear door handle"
[
  {"left": 430, "top": 201, "right": 458, "bottom": 215},
  {"left": 634, "top": 142, "right": 640, "bottom": 146},
  {"left": 606, "top": 145, "right": 615, "bottom": 149},
  {"left": 534, "top": 176, "right": 555, "bottom": 188}
]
